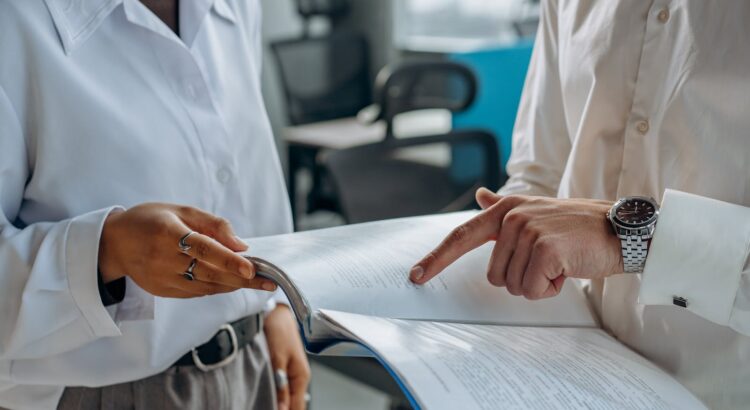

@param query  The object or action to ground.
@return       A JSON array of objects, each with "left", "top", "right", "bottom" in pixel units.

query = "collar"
[
  {"left": 44, "top": 0, "right": 237, "bottom": 54},
  {"left": 44, "top": 0, "right": 122, "bottom": 54}
]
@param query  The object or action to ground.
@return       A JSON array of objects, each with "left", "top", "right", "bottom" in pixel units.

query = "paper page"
[
  {"left": 244, "top": 212, "right": 596, "bottom": 337},
  {"left": 321, "top": 310, "right": 707, "bottom": 410}
]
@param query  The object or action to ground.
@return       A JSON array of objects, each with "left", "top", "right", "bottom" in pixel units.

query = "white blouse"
[
  {"left": 0, "top": 0, "right": 292, "bottom": 408},
  {"left": 501, "top": 0, "right": 750, "bottom": 408}
]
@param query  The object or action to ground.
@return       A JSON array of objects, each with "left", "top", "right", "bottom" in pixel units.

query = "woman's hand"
[
  {"left": 98, "top": 203, "right": 277, "bottom": 298},
  {"left": 411, "top": 188, "right": 623, "bottom": 300},
  {"left": 265, "top": 305, "right": 311, "bottom": 410}
]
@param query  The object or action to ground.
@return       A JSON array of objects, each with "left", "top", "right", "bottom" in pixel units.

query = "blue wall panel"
[{"left": 451, "top": 41, "right": 534, "bottom": 179}]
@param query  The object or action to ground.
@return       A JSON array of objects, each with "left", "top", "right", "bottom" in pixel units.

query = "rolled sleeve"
[
  {"left": 497, "top": 0, "right": 571, "bottom": 198},
  {"left": 65, "top": 207, "right": 156, "bottom": 332},
  {"left": 64, "top": 207, "right": 124, "bottom": 337},
  {"left": 639, "top": 189, "right": 750, "bottom": 328}
]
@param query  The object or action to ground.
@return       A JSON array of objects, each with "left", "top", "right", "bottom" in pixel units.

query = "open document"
[
  {"left": 242, "top": 212, "right": 705, "bottom": 408},
  {"left": 320, "top": 310, "right": 706, "bottom": 410},
  {"left": 244, "top": 212, "right": 595, "bottom": 345}
]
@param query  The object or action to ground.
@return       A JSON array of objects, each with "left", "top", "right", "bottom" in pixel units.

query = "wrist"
[
  {"left": 99, "top": 209, "right": 127, "bottom": 284},
  {"left": 264, "top": 304, "right": 294, "bottom": 331},
  {"left": 607, "top": 231, "right": 626, "bottom": 275}
]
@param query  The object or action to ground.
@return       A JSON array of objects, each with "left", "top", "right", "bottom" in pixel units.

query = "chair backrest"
[
  {"left": 325, "top": 130, "right": 501, "bottom": 223},
  {"left": 324, "top": 60, "right": 503, "bottom": 223},
  {"left": 271, "top": 31, "right": 371, "bottom": 125},
  {"left": 369, "top": 60, "right": 478, "bottom": 138},
  {"left": 295, "top": 0, "right": 350, "bottom": 19}
]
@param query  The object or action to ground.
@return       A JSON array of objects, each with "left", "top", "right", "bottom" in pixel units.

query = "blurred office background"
[{"left": 258, "top": 0, "right": 539, "bottom": 408}]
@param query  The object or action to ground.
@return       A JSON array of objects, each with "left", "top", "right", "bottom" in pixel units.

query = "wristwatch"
[{"left": 607, "top": 196, "right": 660, "bottom": 273}]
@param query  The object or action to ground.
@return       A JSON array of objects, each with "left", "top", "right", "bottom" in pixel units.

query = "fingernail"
[
  {"left": 240, "top": 264, "right": 254, "bottom": 278},
  {"left": 410, "top": 265, "right": 424, "bottom": 282},
  {"left": 262, "top": 281, "right": 277, "bottom": 292},
  {"left": 235, "top": 235, "right": 248, "bottom": 248}
]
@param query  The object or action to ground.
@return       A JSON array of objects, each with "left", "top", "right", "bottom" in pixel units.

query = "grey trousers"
[{"left": 58, "top": 332, "right": 277, "bottom": 410}]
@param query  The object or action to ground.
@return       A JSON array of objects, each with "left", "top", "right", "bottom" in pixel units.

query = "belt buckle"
[{"left": 192, "top": 324, "right": 239, "bottom": 372}]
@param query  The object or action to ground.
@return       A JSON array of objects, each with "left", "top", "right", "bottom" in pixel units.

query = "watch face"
[{"left": 614, "top": 198, "right": 658, "bottom": 227}]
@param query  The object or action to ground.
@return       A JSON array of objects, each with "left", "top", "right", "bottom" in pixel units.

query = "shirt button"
[
  {"left": 636, "top": 120, "right": 650, "bottom": 135},
  {"left": 657, "top": 8, "right": 669, "bottom": 23},
  {"left": 217, "top": 168, "right": 231, "bottom": 184}
]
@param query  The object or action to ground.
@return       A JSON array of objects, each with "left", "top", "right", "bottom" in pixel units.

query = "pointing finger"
[{"left": 410, "top": 200, "right": 515, "bottom": 284}]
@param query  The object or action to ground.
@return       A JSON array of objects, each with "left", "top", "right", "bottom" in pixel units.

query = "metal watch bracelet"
[{"left": 617, "top": 229, "right": 651, "bottom": 273}]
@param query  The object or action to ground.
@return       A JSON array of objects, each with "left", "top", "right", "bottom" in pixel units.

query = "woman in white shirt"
[{"left": 0, "top": 0, "right": 309, "bottom": 409}]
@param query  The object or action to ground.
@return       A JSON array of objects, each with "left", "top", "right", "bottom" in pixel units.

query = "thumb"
[{"left": 476, "top": 187, "right": 502, "bottom": 210}]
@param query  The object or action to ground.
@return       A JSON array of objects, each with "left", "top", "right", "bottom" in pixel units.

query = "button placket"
[
  {"left": 145, "top": 41, "right": 216, "bottom": 209},
  {"left": 616, "top": 2, "right": 672, "bottom": 197},
  {"left": 163, "top": 47, "right": 236, "bottom": 211}
]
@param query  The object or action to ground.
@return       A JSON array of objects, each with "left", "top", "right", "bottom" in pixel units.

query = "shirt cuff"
[
  {"left": 65, "top": 206, "right": 124, "bottom": 337},
  {"left": 639, "top": 189, "right": 750, "bottom": 326}
]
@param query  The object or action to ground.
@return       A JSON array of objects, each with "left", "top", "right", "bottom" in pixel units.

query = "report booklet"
[{"left": 243, "top": 212, "right": 706, "bottom": 410}]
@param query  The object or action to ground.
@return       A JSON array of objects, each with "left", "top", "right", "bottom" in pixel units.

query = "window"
[{"left": 394, "top": 0, "right": 539, "bottom": 52}]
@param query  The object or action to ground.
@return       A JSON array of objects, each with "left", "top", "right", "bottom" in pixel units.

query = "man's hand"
[
  {"left": 265, "top": 305, "right": 311, "bottom": 410},
  {"left": 98, "top": 203, "right": 278, "bottom": 298},
  {"left": 410, "top": 188, "right": 624, "bottom": 300}
]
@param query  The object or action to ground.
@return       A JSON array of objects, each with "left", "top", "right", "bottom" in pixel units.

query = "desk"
[{"left": 284, "top": 111, "right": 452, "bottom": 227}]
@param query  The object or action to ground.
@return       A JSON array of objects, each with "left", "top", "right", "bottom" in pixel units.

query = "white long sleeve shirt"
[
  {"left": 501, "top": 0, "right": 750, "bottom": 408},
  {"left": 0, "top": 0, "right": 293, "bottom": 408}
]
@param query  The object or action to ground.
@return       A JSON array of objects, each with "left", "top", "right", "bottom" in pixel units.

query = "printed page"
[
  {"left": 321, "top": 310, "right": 707, "bottom": 410},
  {"left": 244, "top": 212, "right": 595, "bottom": 332}
]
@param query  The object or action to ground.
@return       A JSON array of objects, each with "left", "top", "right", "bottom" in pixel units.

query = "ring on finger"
[
  {"left": 183, "top": 258, "right": 198, "bottom": 281},
  {"left": 178, "top": 231, "right": 196, "bottom": 253},
  {"left": 274, "top": 369, "right": 288, "bottom": 389}
]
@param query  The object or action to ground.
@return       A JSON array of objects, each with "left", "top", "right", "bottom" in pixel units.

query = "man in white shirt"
[
  {"left": 411, "top": 1, "right": 749, "bottom": 408},
  {"left": 0, "top": 0, "right": 309, "bottom": 409}
]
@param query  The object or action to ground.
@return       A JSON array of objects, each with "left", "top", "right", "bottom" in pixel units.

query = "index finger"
[
  {"left": 410, "top": 202, "right": 509, "bottom": 284},
  {"left": 182, "top": 231, "right": 256, "bottom": 279}
]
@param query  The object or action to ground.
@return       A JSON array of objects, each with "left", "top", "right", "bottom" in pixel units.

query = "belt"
[{"left": 174, "top": 313, "right": 264, "bottom": 372}]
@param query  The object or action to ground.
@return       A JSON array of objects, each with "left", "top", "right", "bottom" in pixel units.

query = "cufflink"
[{"left": 673, "top": 296, "right": 688, "bottom": 308}]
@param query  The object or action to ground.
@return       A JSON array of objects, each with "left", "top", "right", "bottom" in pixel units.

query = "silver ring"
[
  {"left": 274, "top": 369, "right": 288, "bottom": 389},
  {"left": 178, "top": 231, "right": 196, "bottom": 253},
  {"left": 183, "top": 258, "right": 197, "bottom": 281}
]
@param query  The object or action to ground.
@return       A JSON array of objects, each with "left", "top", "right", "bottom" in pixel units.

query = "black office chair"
[
  {"left": 323, "top": 60, "right": 504, "bottom": 224},
  {"left": 296, "top": 0, "right": 350, "bottom": 22},
  {"left": 271, "top": 30, "right": 371, "bottom": 126}
]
